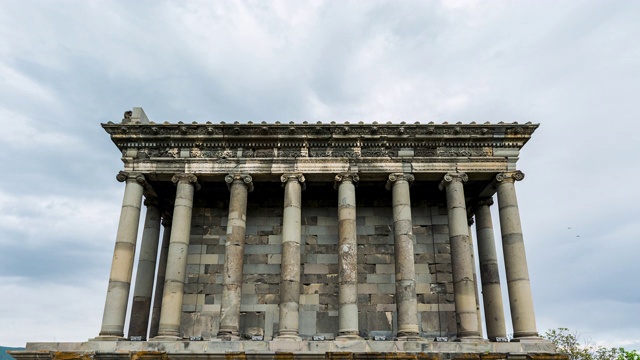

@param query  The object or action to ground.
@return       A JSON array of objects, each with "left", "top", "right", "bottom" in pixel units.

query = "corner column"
[
  {"left": 474, "top": 198, "right": 507, "bottom": 341},
  {"left": 128, "top": 198, "right": 162, "bottom": 340},
  {"left": 218, "top": 174, "right": 253, "bottom": 339},
  {"left": 439, "top": 173, "right": 481, "bottom": 340},
  {"left": 277, "top": 173, "right": 305, "bottom": 340},
  {"left": 155, "top": 173, "right": 199, "bottom": 340},
  {"left": 495, "top": 171, "right": 539, "bottom": 340},
  {"left": 149, "top": 214, "right": 171, "bottom": 338},
  {"left": 334, "top": 173, "right": 360, "bottom": 339},
  {"left": 97, "top": 171, "right": 146, "bottom": 339},
  {"left": 386, "top": 173, "right": 419, "bottom": 339}
]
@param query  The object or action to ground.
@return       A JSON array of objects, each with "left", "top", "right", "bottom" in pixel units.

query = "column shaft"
[
  {"left": 98, "top": 171, "right": 145, "bottom": 339},
  {"left": 386, "top": 173, "right": 419, "bottom": 338},
  {"left": 335, "top": 173, "right": 360, "bottom": 338},
  {"left": 440, "top": 173, "right": 481, "bottom": 340},
  {"left": 277, "top": 173, "right": 304, "bottom": 339},
  {"left": 128, "top": 199, "right": 161, "bottom": 339},
  {"left": 495, "top": 171, "right": 539, "bottom": 339},
  {"left": 475, "top": 199, "right": 507, "bottom": 340},
  {"left": 218, "top": 174, "right": 253, "bottom": 338},
  {"left": 155, "top": 173, "right": 198, "bottom": 339},
  {"left": 468, "top": 222, "right": 484, "bottom": 338},
  {"left": 149, "top": 216, "right": 171, "bottom": 338}
]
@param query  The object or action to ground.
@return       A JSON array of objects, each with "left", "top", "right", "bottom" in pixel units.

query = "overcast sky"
[{"left": 1, "top": 0, "right": 639, "bottom": 351}]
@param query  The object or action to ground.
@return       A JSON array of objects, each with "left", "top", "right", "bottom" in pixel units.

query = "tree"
[{"left": 543, "top": 328, "right": 639, "bottom": 360}]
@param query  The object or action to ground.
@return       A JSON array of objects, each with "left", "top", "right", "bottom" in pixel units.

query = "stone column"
[
  {"left": 277, "top": 173, "right": 305, "bottom": 340},
  {"left": 149, "top": 214, "right": 171, "bottom": 339},
  {"left": 467, "top": 220, "right": 484, "bottom": 338},
  {"left": 385, "top": 173, "right": 419, "bottom": 338},
  {"left": 97, "top": 171, "right": 146, "bottom": 339},
  {"left": 495, "top": 171, "right": 539, "bottom": 339},
  {"left": 474, "top": 198, "right": 507, "bottom": 341},
  {"left": 439, "top": 173, "right": 481, "bottom": 340},
  {"left": 128, "top": 198, "right": 162, "bottom": 340},
  {"left": 218, "top": 174, "right": 253, "bottom": 339},
  {"left": 155, "top": 173, "right": 199, "bottom": 340},
  {"left": 334, "top": 173, "right": 360, "bottom": 339}
]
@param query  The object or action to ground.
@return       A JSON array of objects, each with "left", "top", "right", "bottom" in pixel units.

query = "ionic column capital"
[
  {"left": 225, "top": 174, "right": 254, "bottom": 192},
  {"left": 334, "top": 173, "right": 359, "bottom": 189},
  {"left": 281, "top": 173, "right": 306, "bottom": 190},
  {"left": 438, "top": 172, "right": 468, "bottom": 190},
  {"left": 171, "top": 173, "right": 200, "bottom": 190},
  {"left": 495, "top": 171, "right": 525, "bottom": 184},
  {"left": 116, "top": 171, "right": 146, "bottom": 185},
  {"left": 385, "top": 173, "right": 414, "bottom": 190}
]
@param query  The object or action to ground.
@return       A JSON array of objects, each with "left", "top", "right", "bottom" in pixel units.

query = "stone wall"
[{"left": 178, "top": 182, "right": 456, "bottom": 340}]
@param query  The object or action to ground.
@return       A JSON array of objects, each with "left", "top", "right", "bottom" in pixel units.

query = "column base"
[
  {"left": 396, "top": 333, "right": 422, "bottom": 341},
  {"left": 511, "top": 336, "right": 547, "bottom": 342},
  {"left": 455, "top": 336, "right": 487, "bottom": 343},
  {"left": 90, "top": 335, "right": 125, "bottom": 341},
  {"left": 274, "top": 334, "right": 302, "bottom": 341},
  {"left": 151, "top": 335, "right": 181, "bottom": 341},
  {"left": 336, "top": 334, "right": 362, "bottom": 341}
]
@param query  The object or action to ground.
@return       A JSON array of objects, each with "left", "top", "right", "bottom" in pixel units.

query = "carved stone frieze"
[{"left": 278, "top": 149, "right": 306, "bottom": 158}]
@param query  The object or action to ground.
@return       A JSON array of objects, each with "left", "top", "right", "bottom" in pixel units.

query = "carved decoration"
[
  {"left": 360, "top": 148, "right": 395, "bottom": 157},
  {"left": 495, "top": 171, "right": 525, "bottom": 183},
  {"left": 334, "top": 173, "right": 359, "bottom": 189},
  {"left": 436, "top": 147, "right": 493, "bottom": 157},
  {"left": 280, "top": 173, "right": 306, "bottom": 186},
  {"left": 278, "top": 149, "right": 305, "bottom": 158},
  {"left": 225, "top": 174, "right": 254, "bottom": 192},
  {"left": 103, "top": 123, "right": 535, "bottom": 138},
  {"left": 171, "top": 173, "right": 199, "bottom": 187},
  {"left": 385, "top": 173, "right": 415, "bottom": 190},
  {"left": 439, "top": 172, "right": 469, "bottom": 188}
]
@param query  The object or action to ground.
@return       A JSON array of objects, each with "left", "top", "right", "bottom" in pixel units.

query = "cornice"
[{"left": 102, "top": 122, "right": 538, "bottom": 153}]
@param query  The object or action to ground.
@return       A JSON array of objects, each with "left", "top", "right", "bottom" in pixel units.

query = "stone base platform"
[{"left": 10, "top": 340, "right": 567, "bottom": 360}]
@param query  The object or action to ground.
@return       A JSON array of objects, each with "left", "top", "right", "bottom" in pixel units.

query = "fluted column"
[
  {"left": 474, "top": 198, "right": 507, "bottom": 341},
  {"left": 277, "top": 173, "right": 305, "bottom": 340},
  {"left": 439, "top": 173, "right": 481, "bottom": 340},
  {"left": 386, "top": 173, "right": 419, "bottom": 338},
  {"left": 149, "top": 214, "right": 171, "bottom": 338},
  {"left": 495, "top": 171, "right": 539, "bottom": 339},
  {"left": 128, "top": 198, "right": 162, "bottom": 339},
  {"left": 155, "top": 173, "right": 199, "bottom": 340},
  {"left": 97, "top": 171, "right": 146, "bottom": 339},
  {"left": 335, "top": 173, "right": 360, "bottom": 339},
  {"left": 218, "top": 174, "right": 253, "bottom": 339}
]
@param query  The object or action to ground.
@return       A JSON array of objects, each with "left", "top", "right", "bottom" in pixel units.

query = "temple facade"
[{"left": 11, "top": 108, "right": 566, "bottom": 359}]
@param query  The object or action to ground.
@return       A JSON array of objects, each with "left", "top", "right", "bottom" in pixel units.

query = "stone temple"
[{"left": 11, "top": 108, "right": 566, "bottom": 359}]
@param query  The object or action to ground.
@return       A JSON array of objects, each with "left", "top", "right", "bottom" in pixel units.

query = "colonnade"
[{"left": 96, "top": 171, "right": 539, "bottom": 342}]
